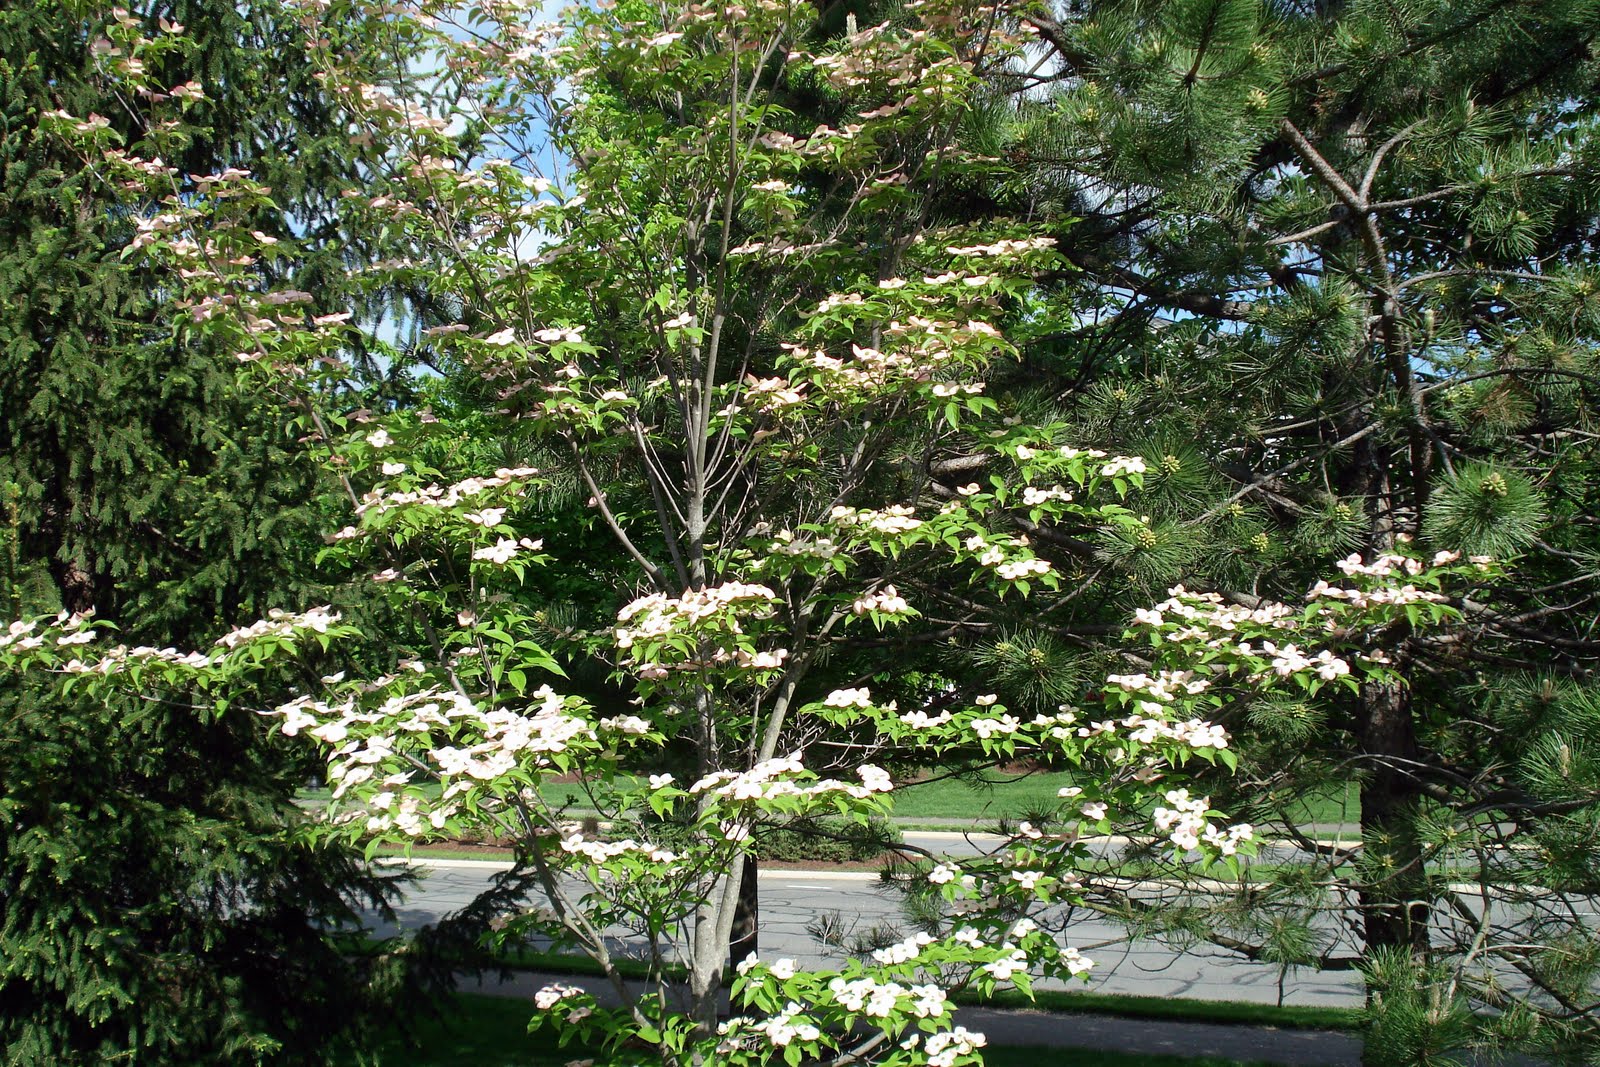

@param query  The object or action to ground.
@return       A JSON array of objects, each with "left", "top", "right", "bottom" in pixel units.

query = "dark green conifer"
[
  {"left": 953, "top": 1, "right": 1600, "bottom": 1059},
  {"left": 0, "top": 3, "right": 422, "bottom": 1062}
]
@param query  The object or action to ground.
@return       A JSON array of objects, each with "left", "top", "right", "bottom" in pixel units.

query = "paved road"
[
  {"left": 372, "top": 859, "right": 1556, "bottom": 1066},
  {"left": 370, "top": 858, "right": 1364, "bottom": 1008},
  {"left": 363, "top": 839, "right": 1581, "bottom": 1066}
]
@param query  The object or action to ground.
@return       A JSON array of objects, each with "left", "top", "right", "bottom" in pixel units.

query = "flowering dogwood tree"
[{"left": 22, "top": 1, "right": 1505, "bottom": 1064}]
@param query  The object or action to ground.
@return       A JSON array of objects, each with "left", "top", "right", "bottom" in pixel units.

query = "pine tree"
[
  {"left": 0, "top": 2, "right": 423, "bottom": 1062},
  {"left": 962, "top": 0, "right": 1600, "bottom": 1059}
]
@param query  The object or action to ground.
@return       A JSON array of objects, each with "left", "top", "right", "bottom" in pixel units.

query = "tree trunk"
[
  {"left": 1357, "top": 678, "right": 1430, "bottom": 954},
  {"left": 728, "top": 854, "right": 758, "bottom": 973},
  {"left": 1356, "top": 677, "right": 1430, "bottom": 1066},
  {"left": 51, "top": 553, "right": 98, "bottom": 616}
]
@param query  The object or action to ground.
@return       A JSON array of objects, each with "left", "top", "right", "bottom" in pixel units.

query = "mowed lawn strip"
[
  {"left": 880, "top": 774, "right": 1357, "bottom": 827},
  {"left": 303, "top": 776, "right": 1358, "bottom": 828}
]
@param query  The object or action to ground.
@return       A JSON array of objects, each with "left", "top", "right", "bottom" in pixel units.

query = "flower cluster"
[
  {"left": 560, "top": 833, "right": 679, "bottom": 867},
  {"left": 828, "top": 504, "right": 922, "bottom": 536},
  {"left": 1152, "top": 789, "right": 1254, "bottom": 855},
  {"left": 1244, "top": 641, "right": 1350, "bottom": 681},
  {"left": 1132, "top": 587, "right": 1298, "bottom": 638},
  {"left": 1, "top": 612, "right": 97, "bottom": 657},
  {"left": 750, "top": 1003, "right": 821, "bottom": 1047},
  {"left": 351, "top": 466, "right": 540, "bottom": 522},
  {"left": 1020, "top": 484, "right": 1073, "bottom": 506},
  {"left": 981, "top": 948, "right": 1030, "bottom": 980},
  {"left": 916, "top": 1026, "right": 987, "bottom": 1067},
  {"left": 824, "top": 687, "right": 875, "bottom": 708},
  {"left": 744, "top": 375, "right": 807, "bottom": 412},
  {"left": 1059, "top": 945, "right": 1095, "bottom": 977},
  {"left": 1308, "top": 580, "right": 1447, "bottom": 607},
  {"left": 1105, "top": 670, "right": 1211, "bottom": 702},
  {"left": 688, "top": 757, "right": 894, "bottom": 804},
  {"left": 946, "top": 237, "right": 1057, "bottom": 256},
  {"left": 789, "top": 313, "right": 1002, "bottom": 398},
  {"left": 898, "top": 708, "right": 951, "bottom": 729},
  {"left": 263, "top": 684, "right": 601, "bottom": 817},
  {"left": 8, "top": 617, "right": 74, "bottom": 650},
  {"left": 4, "top": 606, "right": 354, "bottom": 683},
  {"left": 852, "top": 585, "right": 912, "bottom": 616},
  {"left": 996, "top": 558, "right": 1052, "bottom": 581},
  {"left": 960, "top": 532, "right": 1053, "bottom": 581},
  {"left": 472, "top": 536, "right": 543, "bottom": 564},
  {"left": 612, "top": 583, "right": 788, "bottom": 679},
  {"left": 1333, "top": 549, "right": 1474, "bottom": 578},
  {"left": 357, "top": 785, "right": 454, "bottom": 837},
  {"left": 765, "top": 530, "right": 840, "bottom": 559},
  {"left": 59, "top": 643, "right": 216, "bottom": 676},
  {"left": 871, "top": 932, "right": 936, "bottom": 966},
  {"left": 1128, "top": 561, "right": 1479, "bottom": 698},
  {"left": 614, "top": 582, "right": 778, "bottom": 650},
  {"left": 1099, "top": 456, "right": 1147, "bottom": 478},
  {"left": 1082, "top": 667, "right": 1236, "bottom": 756},
  {"left": 970, "top": 714, "right": 1021, "bottom": 739},
  {"left": 1117, "top": 715, "right": 1231, "bottom": 751},
  {"left": 216, "top": 606, "right": 339, "bottom": 648},
  {"left": 533, "top": 983, "right": 586, "bottom": 1010},
  {"left": 828, "top": 976, "right": 913, "bottom": 1018}
]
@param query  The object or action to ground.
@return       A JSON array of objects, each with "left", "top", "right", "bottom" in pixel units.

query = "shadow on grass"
[{"left": 352, "top": 994, "right": 1277, "bottom": 1066}]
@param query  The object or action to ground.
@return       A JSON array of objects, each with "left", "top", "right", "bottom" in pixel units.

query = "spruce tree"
[
  {"left": 0, "top": 2, "right": 422, "bottom": 1062},
  {"left": 957, "top": 0, "right": 1600, "bottom": 1059}
]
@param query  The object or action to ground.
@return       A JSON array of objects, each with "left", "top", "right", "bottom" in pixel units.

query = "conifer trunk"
[
  {"left": 1357, "top": 678, "right": 1430, "bottom": 954},
  {"left": 1345, "top": 442, "right": 1433, "bottom": 1066},
  {"left": 1356, "top": 678, "right": 1431, "bottom": 1067}
]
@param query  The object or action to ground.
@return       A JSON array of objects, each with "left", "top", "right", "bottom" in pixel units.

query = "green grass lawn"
[
  {"left": 350, "top": 994, "right": 1278, "bottom": 1066},
  {"left": 1283, "top": 783, "right": 1359, "bottom": 826},
  {"left": 889, "top": 770, "right": 1083, "bottom": 822},
  {"left": 890, "top": 772, "right": 1358, "bottom": 829},
  {"left": 305, "top": 773, "right": 1360, "bottom": 830}
]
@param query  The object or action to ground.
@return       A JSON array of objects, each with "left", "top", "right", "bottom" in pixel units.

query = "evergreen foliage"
[
  {"left": 0, "top": 2, "right": 425, "bottom": 1062},
  {"left": 948, "top": 0, "right": 1600, "bottom": 1059},
  {"left": 0, "top": 673, "right": 409, "bottom": 1065},
  {"left": 0, "top": 0, "right": 413, "bottom": 634}
]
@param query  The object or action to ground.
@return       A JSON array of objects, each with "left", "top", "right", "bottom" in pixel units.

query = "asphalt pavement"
[
  {"left": 372, "top": 854, "right": 1364, "bottom": 1008},
  {"left": 367, "top": 857, "right": 1369, "bottom": 1066}
]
